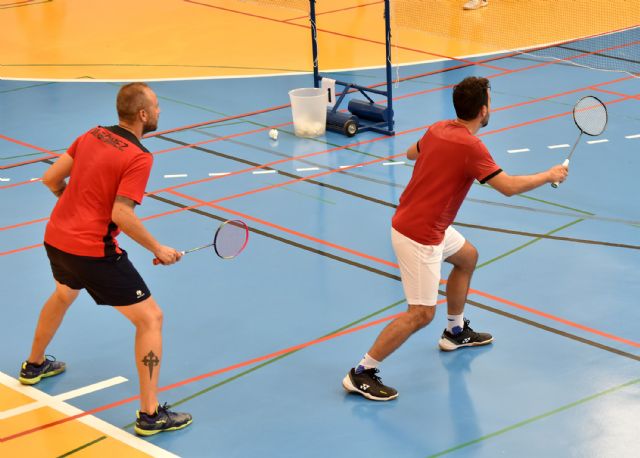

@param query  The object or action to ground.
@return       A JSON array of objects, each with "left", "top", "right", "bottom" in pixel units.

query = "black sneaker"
[
  {"left": 438, "top": 318, "right": 493, "bottom": 351},
  {"left": 134, "top": 403, "right": 193, "bottom": 436},
  {"left": 19, "top": 355, "right": 66, "bottom": 385},
  {"left": 342, "top": 367, "right": 398, "bottom": 401}
]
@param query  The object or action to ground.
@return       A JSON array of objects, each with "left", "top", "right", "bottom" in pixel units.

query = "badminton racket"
[
  {"left": 153, "top": 219, "right": 249, "bottom": 265},
  {"left": 552, "top": 96, "right": 608, "bottom": 188}
]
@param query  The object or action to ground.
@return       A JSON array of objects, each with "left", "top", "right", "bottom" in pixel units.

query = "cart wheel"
[{"left": 344, "top": 119, "right": 358, "bottom": 137}]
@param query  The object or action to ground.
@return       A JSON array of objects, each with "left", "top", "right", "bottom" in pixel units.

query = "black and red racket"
[{"left": 153, "top": 219, "right": 249, "bottom": 265}]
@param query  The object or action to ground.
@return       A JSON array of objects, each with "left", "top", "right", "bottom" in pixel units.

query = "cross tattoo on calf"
[{"left": 142, "top": 350, "right": 160, "bottom": 379}]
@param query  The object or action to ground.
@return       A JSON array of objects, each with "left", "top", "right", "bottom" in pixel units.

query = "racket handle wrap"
[
  {"left": 152, "top": 251, "right": 186, "bottom": 266},
  {"left": 551, "top": 159, "right": 570, "bottom": 188}
]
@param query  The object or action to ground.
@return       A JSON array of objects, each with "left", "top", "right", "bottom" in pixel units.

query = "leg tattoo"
[{"left": 142, "top": 351, "right": 160, "bottom": 379}]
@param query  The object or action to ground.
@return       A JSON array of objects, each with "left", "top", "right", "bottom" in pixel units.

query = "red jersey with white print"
[
  {"left": 44, "top": 126, "right": 153, "bottom": 257},
  {"left": 392, "top": 120, "right": 501, "bottom": 245}
]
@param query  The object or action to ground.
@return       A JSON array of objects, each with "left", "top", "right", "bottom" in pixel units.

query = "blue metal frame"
[{"left": 309, "top": 0, "right": 395, "bottom": 136}]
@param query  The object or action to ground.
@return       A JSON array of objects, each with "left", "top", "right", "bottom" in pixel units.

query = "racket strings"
[
  {"left": 214, "top": 220, "right": 249, "bottom": 259},
  {"left": 574, "top": 97, "right": 607, "bottom": 136}
]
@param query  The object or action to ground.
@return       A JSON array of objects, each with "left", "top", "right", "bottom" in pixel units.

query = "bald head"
[{"left": 116, "top": 82, "right": 160, "bottom": 136}]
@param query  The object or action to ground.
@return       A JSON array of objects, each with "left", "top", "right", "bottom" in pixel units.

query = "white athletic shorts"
[{"left": 391, "top": 226, "right": 466, "bottom": 306}]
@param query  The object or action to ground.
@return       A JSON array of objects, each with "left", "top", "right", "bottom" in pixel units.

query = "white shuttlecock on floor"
[{"left": 269, "top": 128, "right": 278, "bottom": 140}]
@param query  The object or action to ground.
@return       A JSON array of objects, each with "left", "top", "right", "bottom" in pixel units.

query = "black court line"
[
  {"left": 557, "top": 44, "right": 640, "bottom": 68},
  {"left": 157, "top": 135, "right": 640, "bottom": 251},
  {"left": 147, "top": 193, "right": 640, "bottom": 363}
]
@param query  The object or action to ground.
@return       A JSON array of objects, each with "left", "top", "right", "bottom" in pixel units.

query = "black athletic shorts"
[{"left": 44, "top": 242, "right": 151, "bottom": 306}]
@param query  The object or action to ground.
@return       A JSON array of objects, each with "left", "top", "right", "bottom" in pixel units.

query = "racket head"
[
  {"left": 573, "top": 96, "right": 607, "bottom": 136},
  {"left": 213, "top": 219, "right": 249, "bottom": 259}
]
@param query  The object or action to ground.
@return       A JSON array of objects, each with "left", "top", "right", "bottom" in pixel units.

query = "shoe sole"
[
  {"left": 342, "top": 375, "right": 398, "bottom": 401},
  {"left": 463, "top": 2, "right": 488, "bottom": 9},
  {"left": 438, "top": 336, "right": 493, "bottom": 351},
  {"left": 19, "top": 367, "right": 66, "bottom": 385},
  {"left": 134, "top": 418, "right": 193, "bottom": 437}
]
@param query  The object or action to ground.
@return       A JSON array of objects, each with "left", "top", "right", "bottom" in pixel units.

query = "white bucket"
[{"left": 288, "top": 88, "right": 327, "bottom": 138}]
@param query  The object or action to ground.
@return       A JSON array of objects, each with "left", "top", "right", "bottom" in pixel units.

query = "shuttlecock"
[{"left": 269, "top": 128, "right": 278, "bottom": 140}]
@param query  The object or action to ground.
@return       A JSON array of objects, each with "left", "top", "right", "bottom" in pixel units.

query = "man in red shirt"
[
  {"left": 19, "top": 83, "right": 193, "bottom": 435},
  {"left": 343, "top": 76, "right": 568, "bottom": 401}
]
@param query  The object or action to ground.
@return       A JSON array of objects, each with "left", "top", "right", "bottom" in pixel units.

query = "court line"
[
  {"left": 4, "top": 199, "right": 639, "bottom": 443},
  {"left": 427, "top": 377, "right": 640, "bottom": 457},
  {"left": 183, "top": 0, "right": 508, "bottom": 71},
  {"left": 161, "top": 191, "right": 640, "bottom": 349},
  {"left": 0, "top": 372, "right": 178, "bottom": 456},
  {"left": 0, "top": 376, "right": 128, "bottom": 420},
  {"left": 0, "top": 134, "right": 59, "bottom": 170}
]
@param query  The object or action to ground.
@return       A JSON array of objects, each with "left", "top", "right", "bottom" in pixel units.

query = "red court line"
[
  {"left": 168, "top": 189, "right": 397, "bottom": 268},
  {"left": 0, "top": 308, "right": 411, "bottom": 443},
  {"left": 0, "top": 178, "right": 41, "bottom": 190},
  {"left": 165, "top": 195, "right": 640, "bottom": 350},
  {"left": 0, "top": 244, "right": 42, "bottom": 256},
  {"left": 2, "top": 85, "right": 633, "bottom": 237},
  {"left": 470, "top": 289, "right": 640, "bottom": 348},
  {"left": 183, "top": 0, "right": 507, "bottom": 72},
  {"left": 0, "top": 133, "right": 60, "bottom": 170},
  {"left": 0, "top": 217, "right": 48, "bottom": 232},
  {"left": 283, "top": 1, "right": 383, "bottom": 22}
]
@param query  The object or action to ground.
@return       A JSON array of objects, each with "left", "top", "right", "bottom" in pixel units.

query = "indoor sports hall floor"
[{"left": 1, "top": 1, "right": 639, "bottom": 457}]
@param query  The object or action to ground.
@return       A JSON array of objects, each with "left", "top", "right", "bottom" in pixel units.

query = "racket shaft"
[{"left": 183, "top": 243, "right": 214, "bottom": 254}]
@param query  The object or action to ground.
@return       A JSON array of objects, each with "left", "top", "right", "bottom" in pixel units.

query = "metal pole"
[
  {"left": 310, "top": 0, "right": 320, "bottom": 88},
  {"left": 384, "top": 0, "right": 394, "bottom": 134}
]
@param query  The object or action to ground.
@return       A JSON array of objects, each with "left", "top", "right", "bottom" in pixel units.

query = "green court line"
[
  {"left": 120, "top": 298, "right": 407, "bottom": 429},
  {"left": 55, "top": 436, "right": 106, "bottom": 457},
  {"left": 257, "top": 178, "right": 337, "bottom": 204},
  {"left": 0, "top": 82, "right": 55, "bottom": 94},
  {"left": 426, "top": 377, "right": 640, "bottom": 457},
  {"left": 476, "top": 218, "right": 585, "bottom": 269}
]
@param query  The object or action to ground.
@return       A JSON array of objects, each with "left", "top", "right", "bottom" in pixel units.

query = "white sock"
[
  {"left": 356, "top": 353, "right": 380, "bottom": 373},
  {"left": 447, "top": 314, "right": 464, "bottom": 335}
]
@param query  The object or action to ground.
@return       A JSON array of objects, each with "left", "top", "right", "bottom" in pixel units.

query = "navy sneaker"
[
  {"left": 134, "top": 403, "right": 193, "bottom": 436},
  {"left": 19, "top": 355, "right": 66, "bottom": 385},
  {"left": 342, "top": 367, "right": 398, "bottom": 401},
  {"left": 439, "top": 318, "right": 493, "bottom": 351}
]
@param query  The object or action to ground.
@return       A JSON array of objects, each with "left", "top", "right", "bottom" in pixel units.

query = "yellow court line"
[{"left": 0, "top": 372, "right": 177, "bottom": 458}]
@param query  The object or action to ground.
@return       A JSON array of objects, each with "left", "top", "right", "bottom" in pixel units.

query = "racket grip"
[
  {"left": 551, "top": 159, "right": 570, "bottom": 188},
  {"left": 152, "top": 250, "right": 186, "bottom": 265}
]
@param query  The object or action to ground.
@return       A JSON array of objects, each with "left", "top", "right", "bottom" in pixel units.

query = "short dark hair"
[
  {"left": 117, "top": 82, "right": 151, "bottom": 122},
  {"left": 452, "top": 77, "right": 490, "bottom": 121}
]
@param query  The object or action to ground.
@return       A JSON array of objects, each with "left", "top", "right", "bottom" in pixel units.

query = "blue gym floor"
[{"left": 2, "top": 32, "right": 640, "bottom": 458}]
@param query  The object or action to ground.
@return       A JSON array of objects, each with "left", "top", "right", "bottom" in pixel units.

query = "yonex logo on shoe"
[
  {"left": 360, "top": 384, "right": 370, "bottom": 391},
  {"left": 462, "top": 337, "right": 470, "bottom": 344}
]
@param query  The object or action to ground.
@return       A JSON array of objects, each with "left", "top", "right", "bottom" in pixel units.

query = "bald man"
[{"left": 19, "top": 83, "right": 192, "bottom": 436}]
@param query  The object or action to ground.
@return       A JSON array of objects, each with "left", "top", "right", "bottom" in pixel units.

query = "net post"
[
  {"left": 384, "top": 0, "right": 394, "bottom": 134},
  {"left": 310, "top": 0, "right": 320, "bottom": 88}
]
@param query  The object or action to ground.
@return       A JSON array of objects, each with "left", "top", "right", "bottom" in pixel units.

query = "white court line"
[
  {"left": 252, "top": 169, "right": 277, "bottom": 175},
  {"left": 163, "top": 174, "right": 188, "bottom": 178},
  {"left": 296, "top": 167, "right": 320, "bottom": 172},
  {"left": 625, "top": 134, "right": 640, "bottom": 139},
  {"left": 548, "top": 144, "right": 570, "bottom": 149},
  {"left": 0, "top": 178, "right": 10, "bottom": 182},
  {"left": 382, "top": 161, "right": 406, "bottom": 166},
  {"left": 586, "top": 139, "right": 609, "bottom": 144},
  {"left": 339, "top": 165, "right": 363, "bottom": 169},
  {"left": 0, "top": 372, "right": 178, "bottom": 457},
  {"left": 0, "top": 376, "right": 127, "bottom": 420},
  {"left": 507, "top": 148, "right": 530, "bottom": 154},
  {"left": 208, "top": 172, "right": 231, "bottom": 176},
  {"left": 30, "top": 178, "right": 41, "bottom": 182}
]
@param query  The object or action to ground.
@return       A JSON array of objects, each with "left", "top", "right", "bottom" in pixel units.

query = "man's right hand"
[
  {"left": 153, "top": 245, "right": 183, "bottom": 265},
  {"left": 548, "top": 164, "right": 568, "bottom": 184}
]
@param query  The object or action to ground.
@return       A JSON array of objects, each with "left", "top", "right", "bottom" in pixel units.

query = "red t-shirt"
[
  {"left": 392, "top": 120, "right": 501, "bottom": 245},
  {"left": 44, "top": 126, "right": 153, "bottom": 257}
]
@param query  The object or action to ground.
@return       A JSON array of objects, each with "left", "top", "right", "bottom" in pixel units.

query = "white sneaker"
[{"left": 463, "top": 0, "right": 488, "bottom": 10}]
